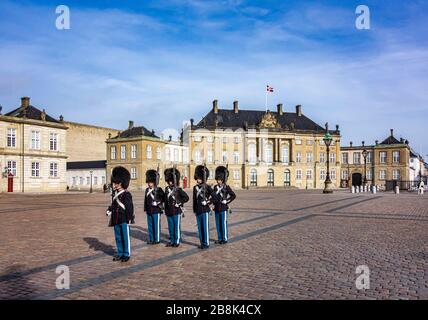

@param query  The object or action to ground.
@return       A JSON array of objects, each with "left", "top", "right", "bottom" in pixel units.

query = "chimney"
[
  {"left": 362, "top": 141, "right": 365, "bottom": 147},
  {"left": 213, "top": 99, "right": 218, "bottom": 114},
  {"left": 190, "top": 118, "right": 194, "bottom": 127},
  {"left": 233, "top": 100, "right": 239, "bottom": 114},
  {"left": 335, "top": 124, "right": 339, "bottom": 132},
  {"left": 128, "top": 120, "right": 134, "bottom": 129},
  {"left": 59, "top": 115, "right": 64, "bottom": 122},
  {"left": 21, "top": 97, "right": 30, "bottom": 108},
  {"left": 400, "top": 137, "right": 404, "bottom": 143},
  {"left": 350, "top": 141, "right": 353, "bottom": 147},
  {"left": 152, "top": 129, "right": 155, "bottom": 136},
  {"left": 375, "top": 140, "right": 379, "bottom": 145},
  {"left": 169, "top": 135, "right": 172, "bottom": 142},
  {"left": 296, "top": 105, "right": 302, "bottom": 117},
  {"left": 277, "top": 103, "right": 283, "bottom": 115},
  {"left": 390, "top": 129, "right": 394, "bottom": 137}
]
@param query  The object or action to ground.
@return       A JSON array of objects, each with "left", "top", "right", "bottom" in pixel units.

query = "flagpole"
[{"left": 265, "top": 85, "right": 268, "bottom": 112}]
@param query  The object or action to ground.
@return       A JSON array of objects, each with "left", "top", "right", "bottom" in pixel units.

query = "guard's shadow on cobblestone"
[
  {"left": 83, "top": 237, "right": 115, "bottom": 256},
  {"left": 131, "top": 225, "right": 201, "bottom": 247},
  {"left": 0, "top": 265, "right": 38, "bottom": 300}
]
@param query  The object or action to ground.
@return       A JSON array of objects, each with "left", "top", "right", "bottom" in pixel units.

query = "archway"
[{"left": 352, "top": 173, "right": 362, "bottom": 186}]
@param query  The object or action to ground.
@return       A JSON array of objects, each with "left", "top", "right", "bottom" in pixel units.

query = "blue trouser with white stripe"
[
  {"left": 196, "top": 212, "right": 210, "bottom": 247},
  {"left": 167, "top": 215, "right": 181, "bottom": 245},
  {"left": 215, "top": 211, "right": 228, "bottom": 242},
  {"left": 114, "top": 223, "right": 131, "bottom": 257},
  {"left": 147, "top": 213, "right": 161, "bottom": 243}
]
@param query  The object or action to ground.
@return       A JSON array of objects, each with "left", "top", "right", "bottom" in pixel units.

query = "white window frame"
[
  {"left": 111, "top": 146, "right": 117, "bottom": 160},
  {"left": 146, "top": 145, "right": 152, "bottom": 159},
  {"left": 131, "top": 167, "right": 137, "bottom": 179},
  {"left": 306, "top": 152, "right": 313, "bottom": 163},
  {"left": 31, "top": 130, "right": 40, "bottom": 150},
  {"left": 31, "top": 162, "right": 40, "bottom": 177},
  {"left": 207, "top": 150, "right": 213, "bottom": 164},
  {"left": 121, "top": 145, "right": 126, "bottom": 160},
  {"left": 7, "top": 160, "right": 17, "bottom": 176},
  {"left": 49, "top": 132, "right": 58, "bottom": 151},
  {"left": 131, "top": 144, "right": 137, "bottom": 159},
  {"left": 281, "top": 146, "right": 289, "bottom": 163},
  {"left": 296, "top": 152, "right": 302, "bottom": 163},
  {"left": 380, "top": 152, "right": 387, "bottom": 164},
  {"left": 296, "top": 169, "right": 302, "bottom": 180},
  {"left": 233, "top": 151, "right": 239, "bottom": 164},
  {"left": 49, "top": 162, "right": 58, "bottom": 177},
  {"left": 393, "top": 151, "right": 400, "bottom": 163},
  {"left": 7, "top": 128, "right": 16, "bottom": 148}
]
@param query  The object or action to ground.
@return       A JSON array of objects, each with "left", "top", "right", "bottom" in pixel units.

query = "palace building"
[
  {"left": 106, "top": 121, "right": 189, "bottom": 191},
  {"left": 340, "top": 129, "right": 426, "bottom": 188},
  {"left": 183, "top": 100, "right": 342, "bottom": 189},
  {"left": 0, "top": 97, "right": 68, "bottom": 193}
]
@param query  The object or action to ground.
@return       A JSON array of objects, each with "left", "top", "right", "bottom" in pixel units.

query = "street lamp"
[
  {"left": 90, "top": 170, "right": 93, "bottom": 194},
  {"left": 362, "top": 141, "right": 368, "bottom": 186},
  {"left": 323, "top": 123, "right": 333, "bottom": 194}
]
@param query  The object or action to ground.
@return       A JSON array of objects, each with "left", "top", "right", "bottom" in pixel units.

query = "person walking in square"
[
  {"left": 212, "top": 166, "right": 236, "bottom": 245},
  {"left": 193, "top": 165, "right": 213, "bottom": 249},
  {"left": 164, "top": 167, "right": 189, "bottom": 248},
  {"left": 144, "top": 168, "right": 164, "bottom": 245},
  {"left": 106, "top": 166, "right": 135, "bottom": 262}
]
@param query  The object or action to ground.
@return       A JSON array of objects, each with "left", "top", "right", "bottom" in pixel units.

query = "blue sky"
[{"left": 0, "top": 0, "right": 427, "bottom": 155}]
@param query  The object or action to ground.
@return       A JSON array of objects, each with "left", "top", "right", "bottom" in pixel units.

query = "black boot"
[
  {"left": 112, "top": 255, "right": 122, "bottom": 261},
  {"left": 121, "top": 256, "right": 130, "bottom": 262}
]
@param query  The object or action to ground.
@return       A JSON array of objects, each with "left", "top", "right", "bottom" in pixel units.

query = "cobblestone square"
[{"left": 0, "top": 190, "right": 427, "bottom": 300}]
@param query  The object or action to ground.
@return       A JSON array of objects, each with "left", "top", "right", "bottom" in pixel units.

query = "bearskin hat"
[
  {"left": 164, "top": 168, "right": 181, "bottom": 185},
  {"left": 194, "top": 165, "right": 209, "bottom": 181},
  {"left": 146, "top": 169, "right": 159, "bottom": 184},
  {"left": 111, "top": 166, "right": 131, "bottom": 189},
  {"left": 215, "top": 166, "right": 229, "bottom": 181}
]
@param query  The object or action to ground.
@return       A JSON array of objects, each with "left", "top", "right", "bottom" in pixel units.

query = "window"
[
  {"left": 79, "top": 177, "right": 84, "bottom": 185},
  {"left": 31, "top": 162, "right": 40, "bottom": 177},
  {"left": 320, "top": 169, "right": 326, "bottom": 181},
  {"left": 234, "top": 137, "right": 240, "bottom": 144},
  {"left": 329, "top": 153, "right": 336, "bottom": 164},
  {"left": 296, "top": 152, "right": 302, "bottom": 163},
  {"left": 306, "top": 152, "right": 313, "bottom": 163},
  {"left": 341, "top": 170, "right": 348, "bottom": 180},
  {"left": 7, "top": 128, "right": 16, "bottom": 147},
  {"left": 281, "top": 146, "right": 289, "bottom": 163},
  {"left": 49, "top": 162, "right": 58, "bottom": 177},
  {"left": 120, "top": 145, "right": 126, "bottom": 159},
  {"left": 174, "top": 149, "right": 179, "bottom": 162},
  {"left": 49, "top": 133, "right": 58, "bottom": 151},
  {"left": 319, "top": 140, "right": 325, "bottom": 146},
  {"left": 111, "top": 146, "right": 117, "bottom": 160},
  {"left": 233, "top": 152, "right": 239, "bottom": 164},
  {"left": 353, "top": 152, "right": 361, "bottom": 164},
  {"left": 131, "top": 145, "right": 137, "bottom": 159},
  {"left": 31, "top": 131, "right": 40, "bottom": 150},
  {"left": 296, "top": 169, "right": 302, "bottom": 180},
  {"left": 250, "top": 169, "right": 257, "bottom": 186},
  {"left": 131, "top": 167, "right": 137, "bottom": 179},
  {"left": 207, "top": 150, "right": 213, "bottom": 164},
  {"left": 393, "top": 151, "right": 400, "bottom": 163},
  {"left": 207, "top": 136, "right": 214, "bottom": 143},
  {"left": 102, "top": 176, "right": 106, "bottom": 185},
  {"left": 157, "top": 146, "right": 162, "bottom": 160},
  {"left": 222, "top": 151, "right": 228, "bottom": 163},
  {"left": 341, "top": 153, "right": 348, "bottom": 164},
  {"left": 233, "top": 170, "right": 240, "bottom": 180},
  {"left": 306, "top": 169, "right": 312, "bottom": 180},
  {"left": 166, "top": 148, "right": 171, "bottom": 161},
  {"left": 94, "top": 177, "right": 98, "bottom": 185},
  {"left": 265, "top": 144, "right": 273, "bottom": 163},
  {"left": 367, "top": 151, "right": 372, "bottom": 164},
  {"left": 393, "top": 169, "right": 400, "bottom": 180},
  {"left": 267, "top": 169, "right": 274, "bottom": 186},
  {"left": 194, "top": 136, "right": 202, "bottom": 142},
  {"left": 306, "top": 140, "right": 313, "bottom": 146},
  {"left": 367, "top": 171, "right": 372, "bottom": 181},
  {"left": 379, "top": 170, "right": 386, "bottom": 180},
  {"left": 146, "top": 145, "right": 152, "bottom": 159},
  {"left": 72, "top": 177, "right": 77, "bottom": 185},
  {"left": 195, "top": 150, "right": 201, "bottom": 163},
  {"left": 87, "top": 177, "right": 91, "bottom": 185},
  {"left": 319, "top": 152, "right": 325, "bottom": 163},
  {"left": 7, "top": 161, "right": 17, "bottom": 176},
  {"left": 295, "top": 139, "right": 302, "bottom": 145},
  {"left": 380, "top": 152, "right": 387, "bottom": 164},
  {"left": 330, "top": 169, "right": 336, "bottom": 180},
  {"left": 222, "top": 137, "right": 228, "bottom": 143},
  {"left": 249, "top": 144, "right": 257, "bottom": 163}
]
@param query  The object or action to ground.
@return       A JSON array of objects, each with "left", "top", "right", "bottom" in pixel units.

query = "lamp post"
[
  {"left": 323, "top": 123, "right": 333, "bottom": 194},
  {"left": 362, "top": 141, "right": 368, "bottom": 186},
  {"left": 90, "top": 170, "right": 93, "bottom": 194}
]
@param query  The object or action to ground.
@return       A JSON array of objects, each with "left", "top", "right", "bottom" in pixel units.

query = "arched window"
[
  {"left": 281, "top": 145, "right": 289, "bottom": 163},
  {"left": 248, "top": 144, "right": 256, "bottom": 163},
  {"left": 265, "top": 143, "right": 273, "bottom": 163},
  {"left": 250, "top": 169, "right": 257, "bottom": 186},
  {"left": 284, "top": 169, "right": 291, "bottom": 186}
]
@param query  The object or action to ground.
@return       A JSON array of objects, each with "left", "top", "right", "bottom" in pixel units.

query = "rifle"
[
  {"left": 155, "top": 164, "right": 163, "bottom": 210},
  {"left": 173, "top": 165, "right": 185, "bottom": 218},
  {"left": 224, "top": 163, "right": 232, "bottom": 215},
  {"left": 203, "top": 162, "right": 213, "bottom": 216}
]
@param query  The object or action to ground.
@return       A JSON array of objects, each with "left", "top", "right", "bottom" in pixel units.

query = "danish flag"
[{"left": 266, "top": 85, "right": 274, "bottom": 92}]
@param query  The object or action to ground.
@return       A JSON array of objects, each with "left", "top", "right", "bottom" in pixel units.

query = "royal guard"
[
  {"left": 106, "top": 166, "right": 135, "bottom": 262},
  {"left": 164, "top": 167, "right": 189, "bottom": 247},
  {"left": 212, "top": 166, "right": 236, "bottom": 245},
  {"left": 193, "top": 164, "right": 213, "bottom": 249},
  {"left": 144, "top": 168, "right": 165, "bottom": 245}
]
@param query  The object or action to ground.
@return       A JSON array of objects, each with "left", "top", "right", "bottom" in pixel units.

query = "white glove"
[
  {"left": 201, "top": 200, "right": 207, "bottom": 206},
  {"left": 152, "top": 201, "right": 158, "bottom": 206},
  {"left": 221, "top": 200, "right": 228, "bottom": 204},
  {"left": 174, "top": 203, "right": 181, "bottom": 208},
  {"left": 106, "top": 210, "right": 112, "bottom": 216}
]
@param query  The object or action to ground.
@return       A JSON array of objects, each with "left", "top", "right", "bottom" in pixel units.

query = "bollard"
[
  {"left": 395, "top": 185, "right": 400, "bottom": 194},
  {"left": 419, "top": 187, "right": 424, "bottom": 195},
  {"left": 351, "top": 186, "right": 355, "bottom": 193},
  {"left": 355, "top": 186, "right": 359, "bottom": 193},
  {"left": 359, "top": 185, "right": 363, "bottom": 193},
  {"left": 372, "top": 185, "right": 377, "bottom": 194}
]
